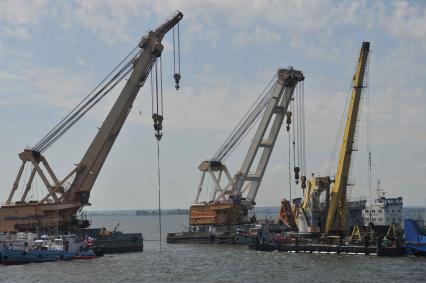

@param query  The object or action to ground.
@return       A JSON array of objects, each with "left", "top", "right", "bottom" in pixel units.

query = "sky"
[{"left": 0, "top": 0, "right": 425, "bottom": 210}]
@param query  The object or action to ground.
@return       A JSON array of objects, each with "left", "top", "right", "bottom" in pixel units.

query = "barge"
[
  {"left": 249, "top": 238, "right": 405, "bottom": 256},
  {"left": 74, "top": 227, "right": 143, "bottom": 253},
  {"left": 167, "top": 223, "right": 262, "bottom": 244}
]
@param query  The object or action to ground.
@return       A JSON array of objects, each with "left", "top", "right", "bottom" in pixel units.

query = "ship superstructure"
[{"left": 363, "top": 183, "right": 403, "bottom": 227}]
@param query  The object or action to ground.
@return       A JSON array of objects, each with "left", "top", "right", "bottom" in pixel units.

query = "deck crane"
[
  {"left": 0, "top": 11, "right": 183, "bottom": 232},
  {"left": 324, "top": 41, "right": 370, "bottom": 235},
  {"left": 190, "top": 68, "right": 304, "bottom": 226},
  {"left": 294, "top": 42, "right": 370, "bottom": 235}
]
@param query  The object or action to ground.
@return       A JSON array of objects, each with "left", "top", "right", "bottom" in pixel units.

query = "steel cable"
[{"left": 32, "top": 47, "right": 141, "bottom": 153}]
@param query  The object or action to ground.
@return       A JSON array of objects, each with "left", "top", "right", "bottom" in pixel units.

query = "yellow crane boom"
[{"left": 325, "top": 42, "right": 370, "bottom": 234}]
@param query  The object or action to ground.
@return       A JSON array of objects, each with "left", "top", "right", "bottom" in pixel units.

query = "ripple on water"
[{"left": 1, "top": 215, "right": 425, "bottom": 283}]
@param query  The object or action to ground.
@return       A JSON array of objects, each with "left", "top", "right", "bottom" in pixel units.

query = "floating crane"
[
  {"left": 0, "top": 12, "right": 183, "bottom": 232},
  {"left": 295, "top": 42, "right": 370, "bottom": 235},
  {"left": 190, "top": 68, "right": 304, "bottom": 226}
]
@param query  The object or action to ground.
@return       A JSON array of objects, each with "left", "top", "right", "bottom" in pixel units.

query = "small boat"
[
  {"left": 0, "top": 234, "right": 98, "bottom": 264},
  {"left": 1, "top": 237, "right": 63, "bottom": 264},
  {"left": 404, "top": 218, "right": 426, "bottom": 256},
  {"left": 0, "top": 248, "right": 63, "bottom": 264}
]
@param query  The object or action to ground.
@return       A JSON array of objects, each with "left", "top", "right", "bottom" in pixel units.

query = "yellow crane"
[{"left": 325, "top": 41, "right": 370, "bottom": 234}]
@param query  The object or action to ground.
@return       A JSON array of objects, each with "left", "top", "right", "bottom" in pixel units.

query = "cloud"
[
  {"left": 0, "top": 0, "right": 48, "bottom": 25},
  {"left": 72, "top": 0, "right": 148, "bottom": 44},
  {"left": 0, "top": 62, "right": 93, "bottom": 111},
  {"left": 270, "top": 163, "right": 286, "bottom": 174},
  {"left": 383, "top": 1, "right": 426, "bottom": 42},
  {"left": 234, "top": 26, "right": 281, "bottom": 48},
  {"left": 1, "top": 26, "right": 31, "bottom": 41}
]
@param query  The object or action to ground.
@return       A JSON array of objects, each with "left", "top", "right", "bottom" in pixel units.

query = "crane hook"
[
  {"left": 152, "top": 113, "right": 163, "bottom": 141},
  {"left": 285, "top": 111, "right": 292, "bottom": 132},
  {"left": 174, "top": 73, "right": 181, "bottom": 90},
  {"left": 294, "top": 166, "right": 300, "bottom": 184}
]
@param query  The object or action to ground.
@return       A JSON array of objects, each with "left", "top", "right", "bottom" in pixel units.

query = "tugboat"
[{"left": 73, "top": 225, "right": 143, "bottom": 253}]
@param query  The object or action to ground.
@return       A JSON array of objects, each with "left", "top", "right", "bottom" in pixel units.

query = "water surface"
[{"left": 1, "top": 215, "right": 424, "bottom": 282}]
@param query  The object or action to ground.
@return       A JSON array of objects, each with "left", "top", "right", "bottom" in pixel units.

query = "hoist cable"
[
  {"left": 38, "top": 66, "right": 134, "bottom": 152},
  {"left": 172, "top": 27, "right": 176, "bottom": 75},
  {"left": 211, "top": 75, "right": 276, "bottom": 162},
  {"left": 33, "top": 46, "right": 139, "bottom": 152},
  {"left": 214, "top": 88, "right": 273, "bottom": 161},
  {"left": 151, "top": 69, "right": 154, "bottom": 114},
  {"left": 156, "top": 140, "right": 162, "bottom": 252},
  {"left": 160, "top": 56, "right": 164, "bottom": 115},
  {"left": 301, "top": 81, "right": 306, "bottom": 176},
  {"left": 327, "top": 82, "right": 352, "bottom": 176},
  {"left": 291, "top": 100, "right": 296, "bottom": 175},
  {"left": 177, "top": 22, "right": 181, "bottom": 74},
  {"left": 155, "top": 61, "right": 159, "bottom": 115},
  {"left": 33, "top": 49, "right": 141, "bottom": 153},
  {"left": 288, "top": 132, "right": 292, "bottom": 201}
]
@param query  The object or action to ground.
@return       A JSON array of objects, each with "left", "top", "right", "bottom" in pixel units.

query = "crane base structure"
[
  {"left": 189, "top": 202, "right": 250, "bottom": 226},
  {"left": 0, "top": 202, "right": 87, "bottom": 233}
]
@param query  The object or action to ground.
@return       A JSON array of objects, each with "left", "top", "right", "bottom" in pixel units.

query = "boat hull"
[{"left": 0, "top": 249, "right": 62, "bottom": 264}]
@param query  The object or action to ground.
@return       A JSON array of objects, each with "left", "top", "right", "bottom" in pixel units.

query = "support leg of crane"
[
  {"left": 31, "top": 159, "right": 59, "bottom": 202},
  {"left": 6, "top": 161, "right": 26, "bottom": 204},
  {"left": 21, "top": 167, "right": 36, "bottom": 202},
  {"left": 195, "top": 171, "right": 206, "bottom": 203}
]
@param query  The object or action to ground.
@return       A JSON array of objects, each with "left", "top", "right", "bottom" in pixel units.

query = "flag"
[{"left": 84, "top": 235, "right": 94, "bottom": 247}]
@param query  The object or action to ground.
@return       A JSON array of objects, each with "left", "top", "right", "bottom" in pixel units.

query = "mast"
[{"left": 325, "top": 42, "right": 370, "bottom": 234}]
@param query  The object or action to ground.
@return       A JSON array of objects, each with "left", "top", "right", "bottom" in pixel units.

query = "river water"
[{"left": 1, "top": 214, "right": 425, "bottom": 283}]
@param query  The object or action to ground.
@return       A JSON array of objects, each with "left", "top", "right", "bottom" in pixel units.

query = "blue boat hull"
[
  {"left": 0, "top": 249, "right": 63, "bottom": 264},
  {"left": 404, "top": 219, "right": 426, "bottom": 256}
]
